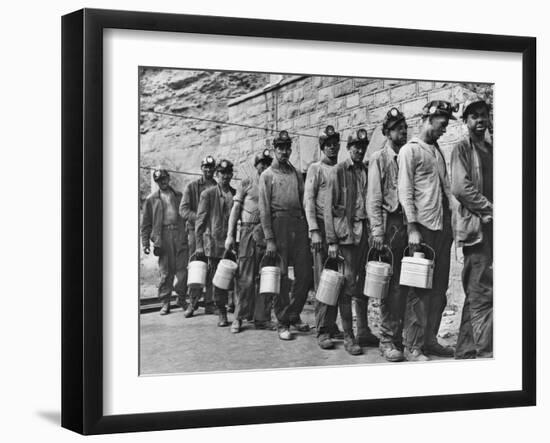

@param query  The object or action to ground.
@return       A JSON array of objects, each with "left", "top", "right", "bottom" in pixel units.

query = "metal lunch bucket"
[
  {"left": 315, "top": 256, "right": 345, "bottom": 306},
  {"left": 187, "top": 252, "right": 208, "bottom": 288},
  {"left": 212, "top": 249, "right": 238, "bottom": 290},
  {"left": 399, "top": 243, "right": 435, "bottom": 289},
  {"left": 364, "top": 246, "right": 393, "bottom": 299},
  {"left": 259, "top": 254, "right": 282, "bottom": 295}
]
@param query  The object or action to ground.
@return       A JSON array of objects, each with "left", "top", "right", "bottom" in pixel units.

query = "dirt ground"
[{"left": 139, "top": 296, "right": 460, "bottom": 375}]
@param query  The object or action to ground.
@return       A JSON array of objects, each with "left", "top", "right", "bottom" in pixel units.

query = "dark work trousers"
[
  {"left": 272, "top": 215, "right": 313, "bottom": 328},
  {"left": 188, "top": 228, "right": 213, "bottom": 306},
  {"left": 338, "top": 222, "right": 370, "bottom": 336},
  {"left": 402, "top": 209, "right": 453, "bottom": 351},
  {"left": 378, "top": 212, "right": 409, "bottom": 349},
  {"left": 455, "top": 223, "right": 493, "bottom": 358},
  {"left": 235, "top": 223, "right": 270, "bottom": 322},
  {"left": 158, "top": 226, "right": 188, "bottom": 305},
  {"left": 313, "top": 219, "right": 339, "bottom": 337}
]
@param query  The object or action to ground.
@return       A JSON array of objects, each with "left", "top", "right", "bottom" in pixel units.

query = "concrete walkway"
[{"left": 139, "top": 302, "right": 459, "bottom": 375}]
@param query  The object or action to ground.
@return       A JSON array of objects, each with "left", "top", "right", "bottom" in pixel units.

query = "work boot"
[
  {"left": 278, "top": 328, "right": 293, "bottom": 341},
  {"left": 159, "top": 301, "right": 170, "bottom": 316},
  {"left": 425, "top": 342, "right": 455, "bottom": 357},
  {"left": 344, "top": 332, "right": 362, "bottom": 356},
  {"left": 318, "top": 333, "right": 334, "bottom": 350},
  {"left": 230, "top": 319, "right": 241, "bottom": 334},
  {"left": 204, "top": 303, "right": 216, "bottom": 315},
  {"left": 290, "top": 320, "right": 310, "bottom": 333},
  {"left": 183, "top": 305, "right": 194, "bottom": 318},
  {"left": 254, "top": 321, "right": 277, "bottom": 331},
  {"left": 217, "top": 309, "right": 229, "bottom": 327},
  {"left": 379, "top": 342, "right": 405, "bottom": 362},
  {"left": 404, "top": 347, "right": 430, "bottom": 362},
  {"left": 329, "top": 324, "right": 344, "bottom": 340},
  {"left": 356, "top": 330, "right": 380, "bottom": 347}
]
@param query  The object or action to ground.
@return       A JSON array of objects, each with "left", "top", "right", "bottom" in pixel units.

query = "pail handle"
[
  {"left": 403, "top": 243, "right": 436, "bottom": 263},
  {"left": 260, "top": 253, "right": 282, "bottom": 268},
  {"left": 222, "top": 249, "right": 237, "bottom": 261},
  {"left": 367, "top": 246, "right": 393, "bottom": 268},
  {"left": 323, "top": 255, "right": 345, "bottom": 274},
  {"left": 188, "top": 252, "right": 207, "bottom": 264}
]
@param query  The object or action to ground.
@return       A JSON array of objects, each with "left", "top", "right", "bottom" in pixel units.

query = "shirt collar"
[
  {"left": 271, "top": 157, "right": 295, "bottom": 172},
  {"left": 345, "top": 157, "right": 366, "bottom": 171}
]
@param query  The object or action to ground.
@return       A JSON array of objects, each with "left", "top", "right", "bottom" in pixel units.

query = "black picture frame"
[{"left": 61, "top": 8, "right": 536, "bottom": 435}]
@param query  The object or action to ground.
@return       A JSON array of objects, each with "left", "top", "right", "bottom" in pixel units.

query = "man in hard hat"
[
  {"left": 367, "top": 108, "right": 409, "bottom": 362},
  {"left": 194, "top": 160, "right": 236, "bottom": 327},
  {"left": 451, "top": 98, "right": 493, "bottom": 359},
  {"left": 180, "top": 155, "right": 217, "bottom": 316},
  {"left": 259, "top": 130, "right": 313, "bottom": 341},
  {"left": 398, "top": 100, "right": 456, "bottom": 361},
  {"left": 324, "top": 129, "right": 378, "bottom": 356},
  {"left": 225, "top": 149, "right": 274, "bottom": 333},
  {"left": 141, "top": 169, "right": 188, "bottom": 315},
  {"left": 304, "top": 125, "right": 343, "bottom": 350}
]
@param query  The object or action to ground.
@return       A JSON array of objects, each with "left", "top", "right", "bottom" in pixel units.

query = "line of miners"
[{"left": 141, "top": 98, "right": 493, "bottom": 362}]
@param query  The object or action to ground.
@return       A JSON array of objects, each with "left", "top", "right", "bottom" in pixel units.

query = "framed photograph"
[{"left": 62, "top": 8, "right": 536, "bottom": 435}]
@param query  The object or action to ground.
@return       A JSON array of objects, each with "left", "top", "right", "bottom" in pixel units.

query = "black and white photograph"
[{"left": 139, "top": 68, "right": 494, "bottom": 374}]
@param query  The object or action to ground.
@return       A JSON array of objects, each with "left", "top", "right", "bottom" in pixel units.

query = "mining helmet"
[
  {"left": 273, "top": 130, "right": 292, "bottom": 147},
  {"left": 382, "top": 107, "right": 407, "bottom": 135},
  {"left": 318, "top": 125, "right": 340, "bottom": 149},
  {"left": 461, "top": 98, "right": 491, "bottom": 121},
  {"left": 347, "top": 128, "right": 369, "bottom": 148},
  {"left": 216, "top": 159, "right": 234, "bottom": 174},
  {"left": 422, "top": 100, "right": 458, "bottom": 120},
  {"left": 152, "top": 169, "right": 170, "bottom": 182},
  {"left": 201, "top": 155, "right": 216, "bottom": 168},
  {"left": 254, "top": 149, "right": 273, "bottom": 166}
]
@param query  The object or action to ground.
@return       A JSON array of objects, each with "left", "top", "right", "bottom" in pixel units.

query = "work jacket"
[
  {"left": 258, "top": 158, "right": 305, "bottom": 241},
  {"left": 397, "top": 137, "right": 454, "bottom": 232},
  {"left": 450, "top": 136, "right": 493, "bottom": 247},
  {"left": 195, "top": 183, "right": 236, "bottom": 258},
  {"left": 141, "top": 187, "right": 186, "bottom": 249},
  {"left": 304, "top": 160, "right": 334, "bottom": 233},
  {"left": 179, "top": 176, "right": 217, "bottom": 229},
  {"left": 324, "top": 158, "right": 368, "bottom": 246},
  {"left": 367, "top": 143, "right": 401, "bottom": 237}
]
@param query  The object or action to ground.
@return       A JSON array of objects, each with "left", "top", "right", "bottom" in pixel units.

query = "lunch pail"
[
  {"left": 399, "top": 243, "right": 435, "bottom": 289},
  {"left": 364, "top": 246, "right": 393, "bottom": 299}
]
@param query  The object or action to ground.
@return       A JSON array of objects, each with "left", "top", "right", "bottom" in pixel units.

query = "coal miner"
[
  {"left": 141, "top": 169, "right": 189, "bottom": 315},
  {"left": 367, "top": 108, "right": 409, "bottom": 362},
  {"left": 397, "top": 100, "right": 456, "bottom": 361},
  {"left": 259, "top": 130, "right": 313, "bottom": 341},
  {"left": 304, "top": 125, "right": 344, "bottom": 349},
  {"left": 193, "top": 160, "right": 236, "bottom": 327},
  {"left": 451, "top": 98, "right": 493, "bottom": 359},
  {"left": 324, "top": 129, "right": 379, "bottom": 356},
  {"left": 225, "top": 149, "right": 274, "bottom": 333},
  {"left": 179, "top": 155, "right": 217, "bottom": 316}
]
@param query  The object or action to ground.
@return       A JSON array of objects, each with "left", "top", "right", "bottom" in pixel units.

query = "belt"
[
  {"left": 240, "top": 221, "right": 260, "bottom": 227},
  {"left": 273, "top": 210, "right": 304, "bottom": 219},
  {"left": 162, "top": 224, "right": 180, "bottom": 230}
]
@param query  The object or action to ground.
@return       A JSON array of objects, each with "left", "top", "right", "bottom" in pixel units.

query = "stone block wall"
[{"left": 222, "top": 75, "right": 489, "bottom": 180}]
